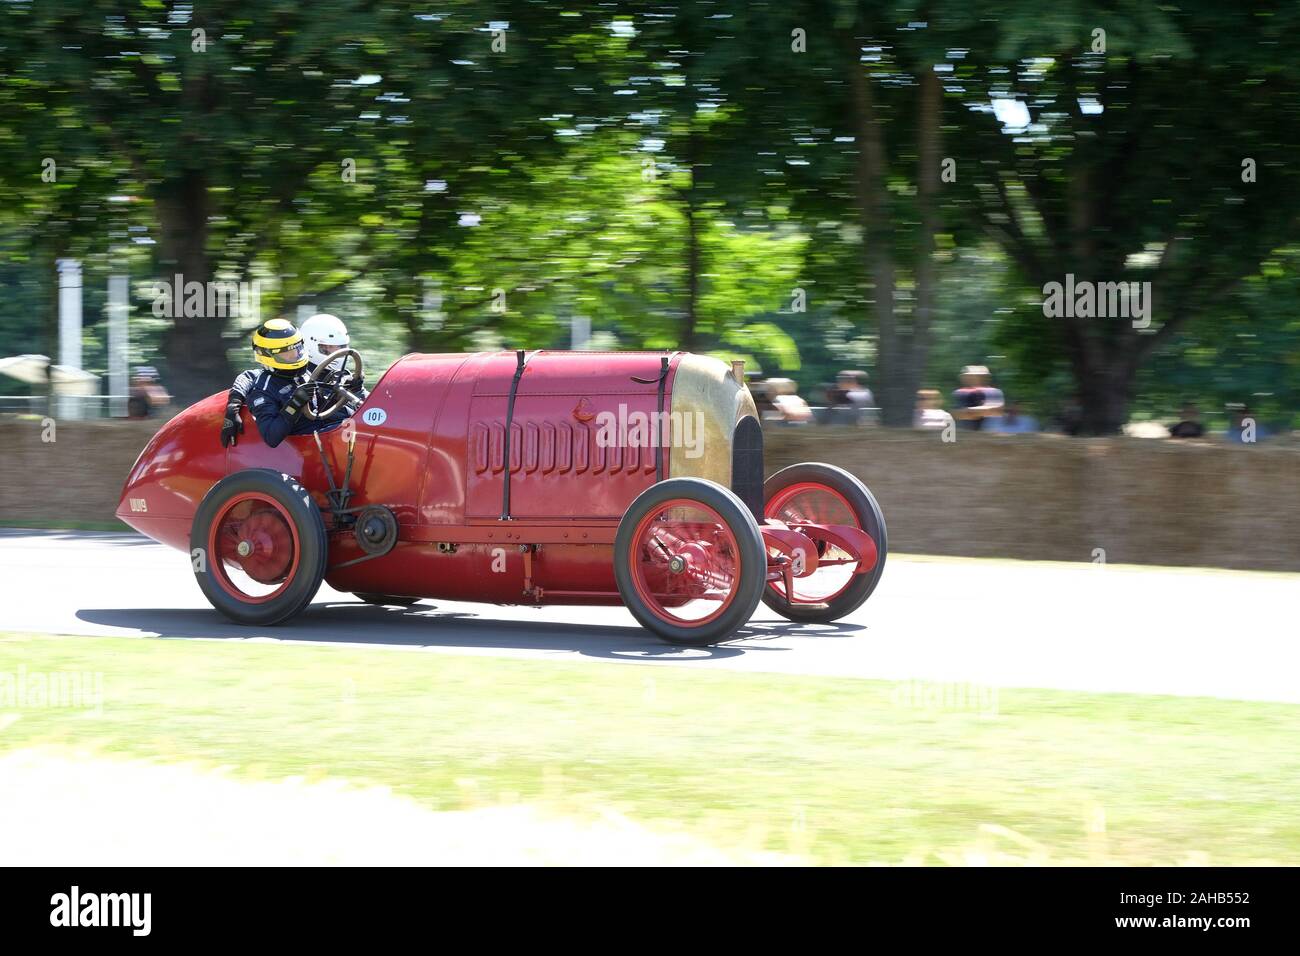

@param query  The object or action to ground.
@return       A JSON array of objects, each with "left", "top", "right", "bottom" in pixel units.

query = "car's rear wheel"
[
  {"left": 614, "top": 478, "right": 766, "bottom": 646},
  {"left": 191, "top": 469, "right": 327, "bottom": 626},
  {"left": 761, "top": 462, "right": 886, "bottom": 623}
]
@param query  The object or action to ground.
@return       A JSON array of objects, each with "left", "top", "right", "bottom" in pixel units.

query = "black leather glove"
[
  {"left": 221, "top": 401, "right": 244, "bottom": 447},
  {"left": 281, "top": 383, "right": 313, "bottom": 421}
]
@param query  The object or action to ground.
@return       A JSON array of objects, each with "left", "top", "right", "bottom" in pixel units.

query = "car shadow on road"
[{"left": 75, "top": 601, "right": 863, "bottom": 663}]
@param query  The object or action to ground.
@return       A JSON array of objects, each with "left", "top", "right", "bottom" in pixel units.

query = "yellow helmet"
[{"left": 252, "top": 319, "right": 308, "bottom": 371}]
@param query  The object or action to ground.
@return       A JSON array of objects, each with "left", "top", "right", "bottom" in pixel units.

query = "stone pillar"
[
  {"left": 107, "top": 273, "right": 130, "bottom": 417},
  {"left": 57, "top": 259, "right": 83, "bottom": 420}
]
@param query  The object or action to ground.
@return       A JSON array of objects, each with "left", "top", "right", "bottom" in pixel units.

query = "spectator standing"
[
  {"left": 837, "top": 370, "right": 875, "bottom": 409},
  {"left": 1168, "top": 403, "right": 1205, "bottom": 439},
  {"left": 951, "top": 365, "right": 1004, "bottom": 431},
  {"left": 127, "top": 366, "right": 171, "bottom": 419},
  {"left": 914, "top": 389, "right": 952, "bottom": 430},
  {"left": 820, "top": 370, "right": 873, "bottom": 426},
  {"left": 767, "top": 378, "right": 813, "bottom": 424},
  {"left": 747, "top": 373, "right": 779, "bottom": 421}
]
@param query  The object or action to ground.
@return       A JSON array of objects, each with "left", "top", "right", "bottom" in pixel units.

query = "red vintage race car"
[{"left": 116, "top": 349, "right": 885, "bottom": 645}]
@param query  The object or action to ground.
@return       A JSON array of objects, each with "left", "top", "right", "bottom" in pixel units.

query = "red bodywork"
[{"left": 117, "top": 351, "right": 876, "bottom": 606}]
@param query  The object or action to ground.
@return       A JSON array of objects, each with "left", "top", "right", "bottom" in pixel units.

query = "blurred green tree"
[{"left": 952, "top": 1, "right": 1300, "bottom": 432}]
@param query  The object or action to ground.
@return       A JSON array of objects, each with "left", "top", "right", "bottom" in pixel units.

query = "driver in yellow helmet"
[{"left": 221, "top": 319, "right": 354, "bottom": 449}]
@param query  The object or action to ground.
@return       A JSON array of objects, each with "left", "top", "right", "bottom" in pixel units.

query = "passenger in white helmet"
[{"left": 301, "top": 313, "right": 368, "bottom": 400}]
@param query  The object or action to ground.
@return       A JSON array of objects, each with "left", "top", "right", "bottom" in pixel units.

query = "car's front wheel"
[
  {"left": 614, "top": 478, "right": 767, "bottom": 646},
  {"left": 761, "top": 462, "right": 886, "bottom": 623},
  {"left": 191, "top": 469, "right": 327, "bottom": 626}
]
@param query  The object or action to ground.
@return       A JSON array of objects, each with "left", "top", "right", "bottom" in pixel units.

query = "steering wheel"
[{"left": 299, "top": 347, "right": 364, "bottom": 420}]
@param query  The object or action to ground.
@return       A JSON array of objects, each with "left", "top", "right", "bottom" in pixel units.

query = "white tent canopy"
[
  {"left": 0, "top": 354, "right": 100, "bottom": 397},
  {"left": 0, "top": 353, "right": 99, "bottom": 386}
]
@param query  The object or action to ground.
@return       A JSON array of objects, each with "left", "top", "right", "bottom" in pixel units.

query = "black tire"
[
  {"left": 191, "top": 469, "right": 327, "bottom": 626},
  {"left": 614, "top": 477, "right": 767, "bottom": 646},
  {"left": 354, "top": 593, "right": 421, "bottom": 607},
  {"left": 760, "top": 462, "right": 887, "bottom": 623}
]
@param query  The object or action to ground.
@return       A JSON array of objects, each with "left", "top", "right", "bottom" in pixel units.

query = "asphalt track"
[{"left": 2, "top": 529, "right": 1296, "bottom": 703}]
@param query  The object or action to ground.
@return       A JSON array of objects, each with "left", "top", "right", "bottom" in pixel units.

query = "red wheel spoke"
[{"left": 647, "top": 532, "right": 675, "bottom": 560}]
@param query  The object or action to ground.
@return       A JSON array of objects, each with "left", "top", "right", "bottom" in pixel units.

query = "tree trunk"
[
  {"left": 908, "top": 67, "right": 942, "bottom": 419},
  {"left": 846, "top": 38, "right": 905, "bottom": 424},
  {"left": 154, "top": 168, "right": 233, "bottom": 405},
  {"left": 1076, "top": 364, "right": 1132, "bottom": 435}
]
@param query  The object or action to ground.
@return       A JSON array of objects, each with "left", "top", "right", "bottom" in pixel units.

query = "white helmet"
[{"left": 300, "top": 313, "right": 350, "bottom": 366}]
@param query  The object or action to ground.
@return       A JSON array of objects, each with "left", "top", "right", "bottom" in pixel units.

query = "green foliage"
[{"left": 0, "top": 1, "right": 1295, "bottom": 424}]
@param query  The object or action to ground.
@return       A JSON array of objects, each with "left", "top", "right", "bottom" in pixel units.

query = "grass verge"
[
  {"left": 1, "top": 631, "right": 1296, "bottom": 864},
  {"left": 0, "top": 519, "right": 131, "bottom": 533}
]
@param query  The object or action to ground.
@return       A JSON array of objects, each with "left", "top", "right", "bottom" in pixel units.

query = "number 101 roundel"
[{"left": 117, "top": 350, "right": 884, "bottom": 645}]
